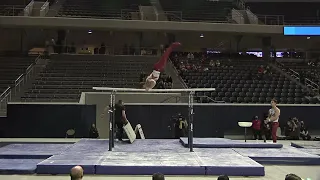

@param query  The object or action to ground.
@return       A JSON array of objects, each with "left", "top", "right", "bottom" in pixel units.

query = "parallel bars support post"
[
  {"left": 112, "top": 90, "right": 116, "bottom": 148},
  {"left": 108, "top": 91, "right": 114, "bottom": 151},
  {"left": 188, "top": 91, "right": 195, "bottom": 152}
]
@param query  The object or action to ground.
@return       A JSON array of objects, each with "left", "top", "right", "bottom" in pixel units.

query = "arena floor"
[{"left": 0, "top": 138, "right": 319, "bottom": 180}]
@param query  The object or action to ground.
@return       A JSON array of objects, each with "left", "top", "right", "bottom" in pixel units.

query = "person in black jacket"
[{"left": 89, "top": 124, "right": 99, "bottom": 138}]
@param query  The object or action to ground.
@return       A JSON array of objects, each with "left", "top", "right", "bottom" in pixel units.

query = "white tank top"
[{"left": 269, "top": 108, "right": 280, "bottom": 122}]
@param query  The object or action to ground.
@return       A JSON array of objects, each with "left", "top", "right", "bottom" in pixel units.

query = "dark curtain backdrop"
[
  {"left": 4, "top": 104, "right": 96, "bottom": 138},
  {"left": 126, "top": 105, "right": 320, "bottom": 138}
]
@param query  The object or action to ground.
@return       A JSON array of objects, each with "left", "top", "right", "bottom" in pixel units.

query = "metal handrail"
[
  {"left": 305, "top": 78, "right": 319, "bottom": 94},
  {"left": 15, "top": 74, "right": 24, "bottom": 85},
  {"left": 169, "top": 59, "right": 188, "bottom": 89},
  {"left": 0, "top": 87, "right": 11, "bottom": 99},
  {"left": 289, "top": 69, "right": 300, "bottom": 79}
]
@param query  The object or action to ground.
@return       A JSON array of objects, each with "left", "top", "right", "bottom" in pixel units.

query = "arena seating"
[
  {"left": 0, "top": 0, "right": 30, "bottom": 16},
  {"left": 57, "top": 0, "right": 150, "bottom": 19},
  {"left": 159, "top": 0, "right": 236, "bottom": 22},
  {"left": 21, "top": 55, "right": 156, "bottom": 102},
  {"left": 172, "top": 53, "right": 316, "bottom": 104},
  {"left": 246, "top": 2, "right": 320, "bottom": 24},
  {"left": 0, "top": 0, "right": 54, "bottom": 16},
  {"left": 0, "top": 56, "right": 35, "bottom": 94}
]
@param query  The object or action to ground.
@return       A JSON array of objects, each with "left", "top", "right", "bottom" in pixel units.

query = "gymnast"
[{"left": 144, "top": 42, "right": 181, "bottom": 91}]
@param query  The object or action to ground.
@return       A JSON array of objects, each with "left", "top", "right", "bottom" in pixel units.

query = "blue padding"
[
  {"left": 37, "top": 164, "right": 95, "bottom": 175},
  {"left": 0, "top": 144, "right": 72, "bottom": 159},
  {"left": 234, "top": 147, "right": 320, "bottom": 165},
  {"left": 298, "top": 148, "right": 320, "bottom": 156},
  {"left": 180, "top": 138, "right": 283, "bottom": 148},
  {"left": 206, "top": 166, "right": 265, "bottom": 176},
  {"left": 95, "top": 149, "right": 264, "bottom": 176},
  {"left": 0, "top": 159, "right": 44, "bottom": 175},
  {"left": 36, "top": 155, "right": 102, "bottom": 174},
  {"left": 96, "top": 166, "right": 205, "bottom": 175},
  {"left": 291, "top": 142, "right": 320, "bottom": 149},
  {"left": 249, "top": 157, "right": 320, "bottom": 165},
  {"left": 195, "top": 148, "right": 265, "bottom": 176}
]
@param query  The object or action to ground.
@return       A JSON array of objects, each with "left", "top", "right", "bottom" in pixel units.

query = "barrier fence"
[{"left": 3, "top": 6, "right": 319, "bottom": 25}]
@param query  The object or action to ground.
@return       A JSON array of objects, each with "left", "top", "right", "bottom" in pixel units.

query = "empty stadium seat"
[
  {"left": 21, "top": 55, "right": 156, "bottom": 102},
  {"left": 172, "top": 53, "right": 314, "bottom": 104}
]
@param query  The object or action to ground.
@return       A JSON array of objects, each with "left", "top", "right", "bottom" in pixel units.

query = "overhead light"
[
  {"left": 88, "top": 30, "right": 92, "bottom": 34},
  {"left": 200, "top": 34, "right": 204, "bottom": 38}
]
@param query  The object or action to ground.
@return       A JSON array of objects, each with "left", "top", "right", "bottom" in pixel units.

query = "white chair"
[
  {"left": 276, "top": 127, "right": 286, "bottom": 140},
  {"left": 238, "top": 122, "right": 253, "bottom": 142}
]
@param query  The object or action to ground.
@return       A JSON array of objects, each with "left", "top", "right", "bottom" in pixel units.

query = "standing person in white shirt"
[{"left": 265, "top": 98, "right": 280, "bottom": 143}]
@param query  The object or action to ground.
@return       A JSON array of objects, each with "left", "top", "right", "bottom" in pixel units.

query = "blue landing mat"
[
  {"left": 298, "top": 148, "right": 320, "bottom": 156},
  {"left": 233, "top": 146, "right": 320, "bottom": 165},
  {"left": 59, "top": 139, "right": 109, "bottom": 155},
  {"left": 40, "top": 139, "right": 264, "bottom": 176},
  {"left": 180, "top": 138, "right": 283, "bottom": 148},
  {"left": 37, "top": 155, "right": 103, "bottom": 174},
  {"left": 0, "top": 159, "right": 44, "bottom": 174},
  {"left": 291, "top": 141, "right": 320, "bottom": 149},
  {"left": 194, "top": 148, "right": 264, "bottom": 176},
  {"left": 96, "top": 151, "right": 205, "bottom": 175},
  {"left": 0, "top": 144, "right": 72, "bottom": 159}
]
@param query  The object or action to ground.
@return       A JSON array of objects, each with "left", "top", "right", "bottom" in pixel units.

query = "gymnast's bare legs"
[{"left": 144, "top": 42, "right": 181, "bottom": 91}]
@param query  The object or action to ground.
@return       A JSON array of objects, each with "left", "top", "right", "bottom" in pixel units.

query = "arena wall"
[
  {"left": 3, "top": 103, "right": 96, "bottom": 138},
  {"left": 125, "top": 103, "right": 320, "bottom": 138},
  {"left": 83, "top": 92, "right": 182, "bottom": 138}
]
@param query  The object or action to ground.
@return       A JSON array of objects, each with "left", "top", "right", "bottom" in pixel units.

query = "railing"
[
  {"left": 255, "top": 14, "right": 285, "bottom": 25},
  {"left": 14, "top": 73, "right": 25, "bottom": 95},
  {"left": 0, "top": 54, "right": 41, "bottom": 112},
  {"left": 305, "top": 78, "right": 320, "bottom": 94},
  {"left": 52, "top": 44, "right": 160, "bottom": 56},
  {"left": 169, "top": 59, "right": 188, "bottom": 89},
  {"left": 288, "top": 69, "right": 300, "bottom": 81},
  {"left": 160, "top": 95, "right": 218, "bottom": 103},
  {"left": 40, "top": 0, "right": 50, "bottom": 17},
  {"left": 0, "top": 87, "right": 12, "bottom": 112},
  {"left": 275, "top": 60, "right": 300, "bottom": 81},
  {"left": 0, "top": 5, "right": 26, "bottom": 16},
  {"left": 24, "top": 0, "right": 34, "bottom": 16},
  {"left": 2, "top": 5, "right": 320, "bottom": 26}
]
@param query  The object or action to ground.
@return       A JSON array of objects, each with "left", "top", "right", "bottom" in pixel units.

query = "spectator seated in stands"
[
  {"left": 209, "top": 59, "right": 215, "bottom": 67},
  {"left": 155, "top": 74, "right": 173, "bottom": 89},
  {"left": 141, "top": 49, "right": 147, "bottom": 55},
  {"left": 70, "top": 166, "right": 84, "bottom": 180},
  {"left": 215, "top": 59, "right": 221, "bottom": 67},
  {"left": 265, "top": 65, "right": 272, "bottom": 75},
  {"left": 258, "top": 65, "right": 264, "bottom": 74},
  {"left": 217, "top": 175, "right": 229, "bottom": 180},
  {"left": 187, "top": 52, "right": 194, "bottom": 61},
  {"left": 252, "top": 115, "right": 262, "bottom": 140},
  {"left": 300, "top": 121, "right": 311, "bottom": 140},
  {"left": 285, "top": 173, "right": 302, "bottom": 180},
  {"left": 152, "top": 172, "right": 165, "bottom": 180}
]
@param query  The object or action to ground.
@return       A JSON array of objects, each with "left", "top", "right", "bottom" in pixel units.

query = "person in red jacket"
[{"left": 252, "top": 115, "right": 262, "bottom": 140}]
